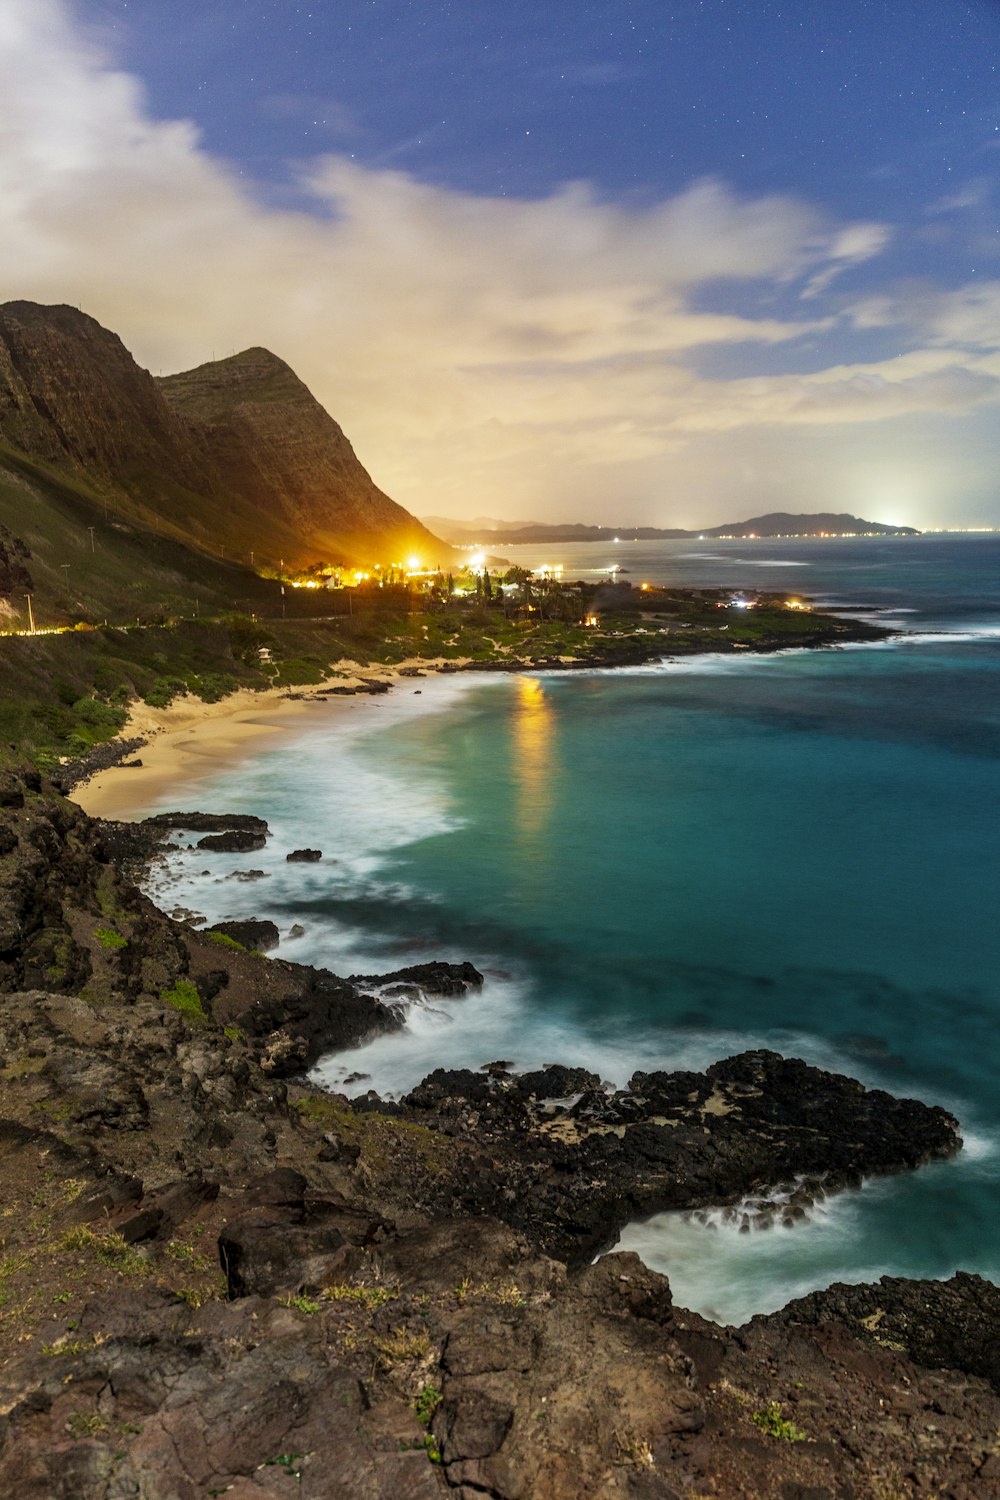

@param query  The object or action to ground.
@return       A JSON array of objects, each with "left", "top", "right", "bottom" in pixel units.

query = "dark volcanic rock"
[
  {"left": 196, "top": 828, "right": 267, "bottom": 852},
  {"left": 395, "top": 1048, "right": 961, "bottom": 1264},
  {"left": 354, "top": 960, "right": 485, "bottom": 996},
  {"left": 286, "top": 847, "right": 322, "bottom": 862},
  {"left": 146, "top": 811, "right": 270, "bottom": 834},
  {"left": 207, "top": 918, "right": 280, "bottom": 952},
  {"left": 773, "top": 1271, "right": 1000, "bottom": 1393},
  {"left": 217, "top": 960, "right": 404, "bottom": 1077}
]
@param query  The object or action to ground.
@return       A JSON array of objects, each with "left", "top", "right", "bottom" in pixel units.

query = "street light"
[{"left": 24, "top": 594, "right": 34, "bottom": 632}]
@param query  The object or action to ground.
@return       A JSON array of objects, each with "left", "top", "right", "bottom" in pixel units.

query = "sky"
[{"left": 1, "top": 1, "right": 998, "bottom": 529}]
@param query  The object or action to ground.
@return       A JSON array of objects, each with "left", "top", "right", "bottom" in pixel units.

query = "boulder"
[
  {"left": 207, "top": 918, "right": 280, "bottom": 952},
  {"left": 146, "top": 811, "right": 270, "bottom": 834},
  {"left": 286, "top": 848, "right": 322, "bottom": 862},
  {"left": 353, "top": 960, "right": 485, "bottom": 996},
  {"left": 196, "top": 830, "right": 267, "bottom": 853}
]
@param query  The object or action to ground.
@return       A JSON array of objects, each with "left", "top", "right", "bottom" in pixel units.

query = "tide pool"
[{"left": 138, "top": 536, "right": 1000, "bottom": 1323}]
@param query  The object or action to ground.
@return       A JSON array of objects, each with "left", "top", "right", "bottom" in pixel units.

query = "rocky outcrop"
[
  {"left": 286, "top": 847, "right": 322, "bottom": 861},
  {"left": 145, "top": 811, "right": 270, "bottom": 835},
  {"left": 773, "top": 1271, "right": 1000, "bottom": 1394},
  {"left": 353, "top": 1050, "right": 961, "bottom": 1265},
  {"left": 2, "top": 768, "right": 1000, "bottom": 1496},
  {"left": 1, "top": 1163, "right": 998, "bottom": 1498},
  {"left": 196, "top": 828, "right": 267, "bottom": 852},
  {"left": 206, "top": 918, "right": 280, "bottom": 952},
  {"left": 351, "top": 960, "right": 485, "bottom": 998}
]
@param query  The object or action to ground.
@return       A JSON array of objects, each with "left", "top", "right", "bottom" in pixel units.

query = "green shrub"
[
  {"left": 191, "top": 672, "right": 238, "bottom": 703},
  {"left": 752, "top": 1402, "right": 807, "bottom": 1442},
  {"left": 160, "top": 979, "right": 207, "bottom": 1022},
  {"left": 273, "top": 656, "right": 327, "bottom": 686},
  {"left": 93, "top": 927, "right": 127, "bottom": 951},
  {"left": 144, "top": 677, "right": 188, "bottom": 709}
]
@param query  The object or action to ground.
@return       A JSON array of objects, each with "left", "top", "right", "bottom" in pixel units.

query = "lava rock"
[
  {"left": 196, "top": 830, "right": 267, "bottom": 853},
  {"left": 207, "top": 918, "right": 280, "bottom": 952},
  {"left": 146, "top": 811, "right": 270, "bottom": 834}
]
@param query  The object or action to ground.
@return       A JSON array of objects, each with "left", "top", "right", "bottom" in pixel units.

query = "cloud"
[
  {"left": 0, "top": 0, "right": 995, "bottom": 526},
  {"left": 926, "top": 178, "right": 992, "bottom": 215},
  {"left": 846, "top": 280, "right": 1000, "bottom": 351},
  {"left": 799, "top": 221, "right": 892, "bottom": 300}
]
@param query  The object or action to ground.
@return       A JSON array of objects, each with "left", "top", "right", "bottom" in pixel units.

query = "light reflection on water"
[{"left": 135, "top": 537, "right": 1000, "bottom": 1319}]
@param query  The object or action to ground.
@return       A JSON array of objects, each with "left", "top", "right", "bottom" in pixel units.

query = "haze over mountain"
[{"left": 0, "top": 301, "right": 447, "bottom": 577}]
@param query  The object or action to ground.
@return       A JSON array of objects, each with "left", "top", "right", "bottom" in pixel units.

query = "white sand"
[{"left": 72, "top": 658, "right": 469, "bottom": 820}]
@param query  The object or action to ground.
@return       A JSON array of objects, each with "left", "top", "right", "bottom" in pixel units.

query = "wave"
[
  {"left": 613, "top": 1186, "right": 883, "bottom": 1325},
  {"left": 676, "top": 551, "right": 811, "bottom": 567}
]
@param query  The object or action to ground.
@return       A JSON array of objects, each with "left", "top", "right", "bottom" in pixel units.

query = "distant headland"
[{"left": 423, "top": 511, "right": 921, "bottom": 546}]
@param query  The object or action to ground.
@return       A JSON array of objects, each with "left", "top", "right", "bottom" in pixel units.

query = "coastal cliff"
[
  {"left": 157, "top": 348, "right": 443, "bottom": 569},
  {"left": 1, "top": 770, "right": 999, "bottom": 1496},
  {"left": 0, "top": 300, "right": 447, "bottom": 569}
]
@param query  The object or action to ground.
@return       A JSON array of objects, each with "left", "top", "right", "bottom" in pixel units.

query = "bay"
[{"left": 140, "top": 535, "right": 1000, "bottom": 1324}]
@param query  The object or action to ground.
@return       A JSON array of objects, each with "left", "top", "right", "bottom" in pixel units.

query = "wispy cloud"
[{"left": 0, "top": 0, "right": 996, "bottom": 526}]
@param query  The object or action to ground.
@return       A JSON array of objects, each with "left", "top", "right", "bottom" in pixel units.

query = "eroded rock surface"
[{"left": 0, "top": 768, "right": 997, "bottom": 1497}]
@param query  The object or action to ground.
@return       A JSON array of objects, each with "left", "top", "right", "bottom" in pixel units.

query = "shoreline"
[
  {"left": 71, "top": 620, "right": 888, "bottom": 821},
  {"left": 71, "top": 657, "right": 471, "bottom": 820}
]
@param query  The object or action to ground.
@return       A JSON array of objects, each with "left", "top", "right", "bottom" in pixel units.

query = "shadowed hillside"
[{"left": 0, "top": 301, "right": 449, "bottom": 575}]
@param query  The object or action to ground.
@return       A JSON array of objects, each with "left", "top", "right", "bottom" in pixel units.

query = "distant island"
[{"left": 423, "top": 511, "right": 921, "bottom": 546}]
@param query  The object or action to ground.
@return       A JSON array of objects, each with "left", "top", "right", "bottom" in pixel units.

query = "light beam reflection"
[{"left": 512, "top": 676, "right": 554, "bottom": 843}]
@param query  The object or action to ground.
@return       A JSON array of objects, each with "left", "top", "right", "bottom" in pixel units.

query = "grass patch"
[
  {"left": 160, "top": 979, "right": 207, "bottom": 1023},
  {"left": 93, "top": 927, "right": 127, "bottom": 950},
  {"left": 375, "top": 1326, "right": 431, "bottom": 1364},
  {"left": 206, "top": 930, "right": 245, "bottom": 952},
  {"left": 281, "top": 1293, "right": 322, "bottom": 1315},
  {"left": 60, "top": 1226, "right": 150, "bottom": 1278},
  {"left": 324, "top": 1278, "right": 399, "bottom": 1310}
]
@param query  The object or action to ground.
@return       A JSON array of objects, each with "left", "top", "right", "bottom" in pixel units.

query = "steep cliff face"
[
  {"left": 0, "top": 302, "right": 447, "bottom": 568},
  {"left": 0, "top": 302, "right": 209, "bottom": 503},
  {"left": 0, "top": 524, "right": 32, "bottom": 600},
  {"left": 157, "top": 348, "right": 446, "bottom": 567}
]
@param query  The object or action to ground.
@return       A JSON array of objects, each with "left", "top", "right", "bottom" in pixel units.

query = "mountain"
[
  {"left": 704, "top": 511, "right": 919, "bottom": 538},
  {"left": 157, "top": 348, "right": 446, "bottom": 568},
  {"left": 0, "top": 301, "right": 448, "bottom": 571},
  {"left": 421, "top": 513, "right": 535, "bottom": 537},
  {"left": 426, "top": 513, "right": 919, "bottom": 546}
]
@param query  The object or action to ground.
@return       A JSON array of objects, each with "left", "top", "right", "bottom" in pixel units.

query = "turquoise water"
[{"left": 141, "top": 535, "right": 1000, "bottom": 1323}]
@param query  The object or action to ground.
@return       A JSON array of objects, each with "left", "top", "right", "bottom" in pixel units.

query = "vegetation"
[
  {"left": 93, "top": 927, "right": 127, "bottom": 950},
  {"left": 752, "top": 1401, "right": 808, "bottom": 1442},
  {"left": 415, "top": 1384, "right": 442, "bottom": 1429},
  {"left": 0, "top": 465, "right": 879, "bottom": 776},
  {"left": 159, "top": 979, "right": 207, "bottom": 1023}
]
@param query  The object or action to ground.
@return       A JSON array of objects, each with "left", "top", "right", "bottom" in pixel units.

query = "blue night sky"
[{"left": 2, "top": 1, "right": 998, "bottom": 526}]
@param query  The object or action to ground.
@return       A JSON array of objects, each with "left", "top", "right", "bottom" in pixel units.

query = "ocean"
[{"left": 139, "top": 534, "right": 1000, "bottom": 1325}]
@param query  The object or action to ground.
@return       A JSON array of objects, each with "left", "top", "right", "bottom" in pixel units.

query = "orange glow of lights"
[{"left": 513, "top": 676, "right": 553, "bottom": 841}]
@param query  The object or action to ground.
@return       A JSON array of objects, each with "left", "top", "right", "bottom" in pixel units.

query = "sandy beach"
[{"left": 72, "top": 659, "right": 465, "bottom": 821}]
